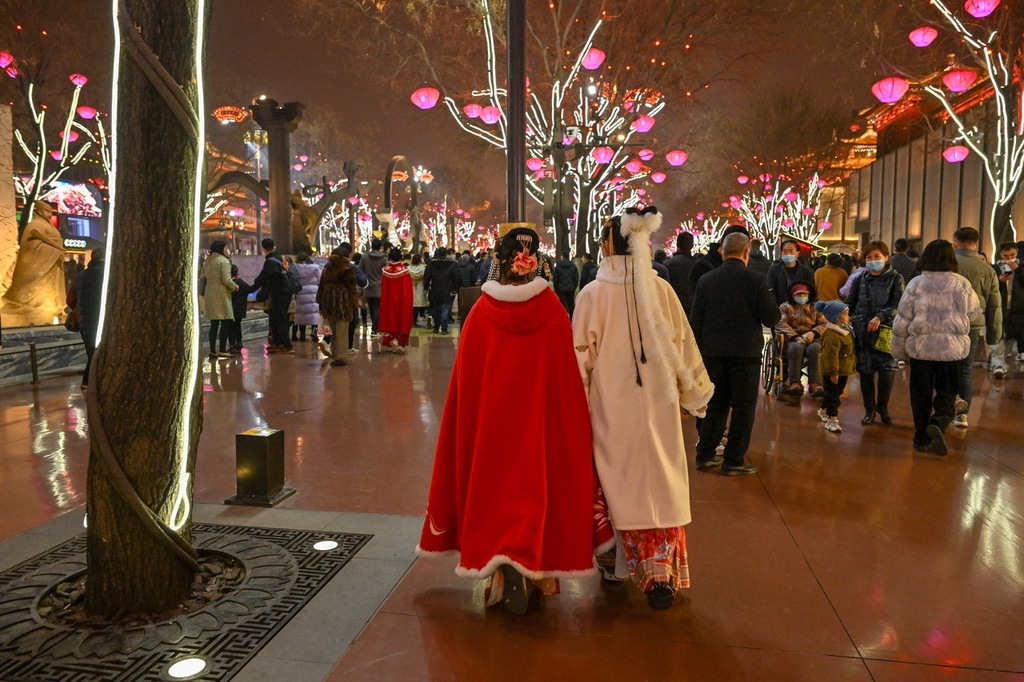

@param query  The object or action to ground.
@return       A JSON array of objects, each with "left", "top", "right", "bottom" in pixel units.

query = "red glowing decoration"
[
  {"left": 59, "top": 130, "right": 79, "bottom": 142},
  {"left": 817, "top": 179, "right": 828, "bottom": 187},
  {"left": 0, "top": 52, "right": 12, "bottom": 68},
  {"left": 785, "top": 191, "right": 799, "bottom": 202},
  {"left": 5, "top": 66, "right": 16, "bottom": 79},
  {"left": 76, "top": 105, "right": 97, "bottom": 119},
  {"left": 463, "top": 103, "right": 482, "bottom": 118},
  {"left": 50, "top": 150, "right": 62, "bottom": 161},
  {"left": 625, "top": 159, "right": 643, "bottom": 174},
  {"left": 591, "top": 146, "right": 614, "bottom": 164},
  {"left": 908, "top": 26, "right": 938, "bottom": 47},
  {"left": 299, "top": 154, "right": 309, "bottom": 163},
  {"left": 871, "top": 77, "right": 909, "bottom": 104},
  {"left": 526, "top": 157, "right": 545, "bottom": 172},
  {"left": 820, "top": 221, "right": 832, "bottom": 231},
  {"left": 480, "top": 106, "right": 501, "bottom": 124},
  {"left": 943, "top": 145, "right": 970, "bottom": 163},
  {"left": 964, "top": 0, "right": 999, "bottom": 17},
  {"left": 638, "top": 148, "right": 655, "bottom": 161},
  {"left": 782, "top": 219, "right": 794, "bottom": 227},
  {"left": 666, "top": 150, "right": 688, "bottom": 166},
  {"left": 651, "top": 172, "right": 667, "bottom": 184},
  {"left": 348, "top": 196, "right": 359, "bottom": 205},
  {"left": 802, "top": 207, "right": 815, "bottom": 215},
  {"left": 737, "top": 175, "right": 749, "bottom": 184},
  {"left": 410, "top": 87, "right": 440, "bottom": 110},
  {"left": 631, "top": 115, "right": 655, "bottom": 133},
  {"left": 582, "top": 47, "right": 606, "bottom": 70},
  {"left": 637, "top": 189, "right": 646, "bottom": 196},
  {"left": 942, "top": 68, "right": 977, "bottom": 93},
  {"left": 293, "top": 163, "right": 303, "bottom": 171},
  {"left": 69, "top": 73, "right": 87, "bottom": 87},
  {"left": 696, "top": 212, "right": 704, "bottom": 220}
]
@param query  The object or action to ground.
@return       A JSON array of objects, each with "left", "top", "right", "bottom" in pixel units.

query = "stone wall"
[{"left": 0, "top": 105, "right": 16, "bottom": 302}]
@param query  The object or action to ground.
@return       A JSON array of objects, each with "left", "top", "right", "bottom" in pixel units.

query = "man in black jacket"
[
  {"left": 664, "top": 232, "right": 696, "bottom": 315},
  {"left": 71, "top": 249, "right": 106, "bottom": 388},
  {"left": 552, "top": 250, "right": 579, "bottom": 317},
  {"left": 690, "top": 232, "right": 780, "bottom": 476},
  {"left": 579, "top": 252, "right": 598, "bottom": 290},
  {"left": 687, "top": 224, "right": 750, "bottom": 294},
  {"left": 424, "top": 247, "right": 460, "bottom": 334},
  {"left": 253, "top": 238, "right": 294, "bottom": 354}
]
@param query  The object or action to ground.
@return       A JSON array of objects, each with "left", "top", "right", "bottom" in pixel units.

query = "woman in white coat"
[
  {"left": 291, "top": 253, "right": 322, "bottom": 342},
  {"left": 572, "top": 207, "right": 714, "bottom": 610}
]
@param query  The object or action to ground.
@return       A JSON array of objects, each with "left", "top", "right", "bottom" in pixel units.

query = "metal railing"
[{"left": 0, "top": 338, "right": 84, "bottom": 384}]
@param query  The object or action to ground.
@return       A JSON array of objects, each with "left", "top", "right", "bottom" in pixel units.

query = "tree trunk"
[
  {"left": 84, "top": 0, "right": 206, "bottom": 618},
  {"left": 990, "top": 198, "right": 1018, "bottom": 251}
]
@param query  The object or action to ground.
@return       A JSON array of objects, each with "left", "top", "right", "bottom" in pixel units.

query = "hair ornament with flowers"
[{"left": 511, "top": 249, "right": 539, "bottom": 275}]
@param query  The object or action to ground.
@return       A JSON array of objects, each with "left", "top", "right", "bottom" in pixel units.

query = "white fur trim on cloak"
[
  {"left": 481, "top": 276, "right": 548, "bottom": 303},
  {"left": 415, "top": 546, "right": 598, "bottom": 581}
]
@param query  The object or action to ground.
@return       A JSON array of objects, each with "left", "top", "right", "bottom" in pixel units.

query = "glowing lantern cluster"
[
  {"left": 69, "top": 73, "right": 88, "bottom": 87},
  {"left": 410, "top": 86, "right": 440, "bottom": 110},
  {"left": 871, "top": 77, "right": 909, "bottom": 104},
  {"left": 480, "top": 106, "right": 501, "bottom": 124},
  {"left": 964, "top": 0, "right": 999, "bottom": 18},
  {"left": 631, "top": 115, "right": 655, "bottom": 133},
  {"left": 666, "top": 150, "right": 688, "bottom": 166},
  {"left": 651, "top": 172, "right": 667, "bottom": 184},
  {"left": 463, "top": 103, "right": 482, "bottom": 118},
  {"left": 908, "top": 26, "right": 938, "bottom": 47},
  {"left": 582, "top": 47, "right": 606, "bottom": 70},
  {"left": 943, "top": 145, "right": 970, "bottom": 163},
  {"left": 592, "top": 146, "right": 614, "bottom": 164},
  {"left": 942, "top": 68, "right": 977, "bottom": 93}
]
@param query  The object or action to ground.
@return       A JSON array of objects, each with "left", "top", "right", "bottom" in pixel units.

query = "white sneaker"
[
  {"left": 817, "top": 408, "right": 829, "bottom": 423},
  {"left": 825, "top": 416, "right": 842, "bottom": 433},
  {"left": 993, "top": 367, "right": 1006, "bottom": 380},
  {"left": 1016, "top": 353, "right": 1024, "bottom": 362},
  {"left": 952, "top": 413, "right": 968, "bottom": 428},
  {"left": 347, "top": 347, "right": 358, "bottom": 355}
]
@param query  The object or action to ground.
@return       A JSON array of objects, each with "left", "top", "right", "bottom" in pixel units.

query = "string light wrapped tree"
[{"left": 736, "top": 174, "right": 830, "bottom": 249}]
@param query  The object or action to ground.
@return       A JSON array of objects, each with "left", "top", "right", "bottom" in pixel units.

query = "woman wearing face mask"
[
  {"left": 765, "top": 239, "right": 816, "bottom": 306},
  {"left": 845, "top": 241, "right": 905, "bottom": 425},
  {"left": 776, "top": 281, "right": 829, "bottom": 396}
]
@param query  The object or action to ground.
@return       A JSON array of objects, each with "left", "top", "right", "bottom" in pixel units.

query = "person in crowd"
[
  {"left": 227, "top": 264, "right": 252, "bottom": 352},
  {"left": 815, "top": 253, "right": 849, "bottom": 302},
  {"left": 66, "top": 248, "right": 105, "bottom": 389},
  {"left": 892, "top": 239, "right": 981, "bottom": 455},
  {"left": 475, "top": 248, "right": 495, "bottom": 285},
  {"left": 457, "top": 251, "right": 477, "bottom": 289},
  {"left": 654, "top": 249, "right": 667, "bottom": 264},
  {"left": 573, "top": 208, "right": 713, "bottom": 610},
  {"left": 424, "top": 247, "right": 460, "bottom": 335},
  {"left": 652, "top": 256, "right": 670, "bottom": 282},
  {"left": 815, "top": 300, "right": 856, "bottom": 434},
  {"left": 379, "top": 248, "right": 413, "bottom": 354},
  {"left": 991, "top": 242, "right": 1024, "bottom": 378},
  {"left": 664, "top": 232, "right": 697, "bottom": 315},
  {"left": 200, "top": 240, "right": 237, "bottom": 359},
  {"left": 579, "top": 252, "right": 598, "bottom": 290},
  {"left": 325, "top": 243, "right": 368, "bottom": 358},
  {"left": 746, "top": 238, "right": 771, "bottom": 278},
  {"left": 351, "top": 252, "right": 369, "bottom": 333},
  {"left": 839, "top": 257, "right": 867, "bottom": 299},
  {"left": 890, "top": 238, "right": 918, "bottom": 284},
  {"left": 777, "top": 281, "right": 828, "bottom": 397},
  {"left": 690, "top": 232, "right": 780, "bottom": 475},
  {"left": 291, "top": 252, "right": 321, "bottom": 343},
  {"left": 951, "top": 227, "right": 1002, "bottom": 428},
  {"left": 765, "top": 239, "right": 816, "bottom": 306},
  {"left": 417, "top": 226, "right": 602, "bottom": 616},
  {"left": 409, "top": 253, "right": 428, "bottom": 327},
  {"left": 552, "top": 249, "right": 579, "bottom": 317},
  {"left": 687, "top": 225, "right": 750, "bottom": 293},
  {"left": 253, "top": 238, "right": 295, "bottom": 354},
  {"left": 316, "top": 246, "right": 360, "bottom": 367},
  {"left": 362, "top": 238, "right": 388, "bottom": 336}
]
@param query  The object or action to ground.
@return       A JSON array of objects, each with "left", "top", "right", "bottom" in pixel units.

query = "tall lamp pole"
[{"left": 506, "top": 0, "right": 526, "bottom": 222}]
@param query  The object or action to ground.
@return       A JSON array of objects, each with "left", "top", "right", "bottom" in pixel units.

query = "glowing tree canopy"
[{"left": 736, "top": 174, "right": 831, "bottom": 247}]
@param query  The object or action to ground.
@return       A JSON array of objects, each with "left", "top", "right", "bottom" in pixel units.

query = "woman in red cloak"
[
  {"left": 417, "top": 227, "right": 609, "bottom": 615},
  {"left": 379, "top": 248, "right": 413, "bottom": 354}
]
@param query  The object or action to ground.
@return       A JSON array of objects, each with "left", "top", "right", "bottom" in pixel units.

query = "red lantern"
[
  {"left": 480, "top": 106, "right": 501, "bottom": 124},
  {"left": 638, "top": 148, "right": 654, "bottom": 161},
  {"left": 942, "top": 68, "right": 977, "bottom": 93},
  {"left": 696, "top": 212, "right": 704, "bottom": 220},
  {"left": 651, "top": 171, "right": 667, "bottom": 184},
  {"left": 737, "top": 175, "right": 749, "bottom": 184},
  {"left": 908, "top": 26, "right": 938, "bottom": 47},
  {"left": 631, "top": 115, "right": 655, "bottom": 133},
  {"left": 410, "top": 86, "right": 440, "bottom": 110},
  {"left": 943, "top": 145, "right": 970, "bottom": 163},
  {"left": 637, "top": 189, "right": 646, "bottom": 196},
  {"left": 463, "top": 103, "right": 482, "bottom": 118},
  {"left": 964, "top": 0, "right": 999, "bottom": 17},
  {"left": 59, "top": 130, "right": 79, "bottom": 142},
  {"left": 782, "top": 219, "right": 794, "bottom": 227},
  {"left": 820, "top": 221, "right": 833, "bottom": 231},
  {"left": 871, "top": 77, "right": 909, "bottom": 104},
  {"left": 526, "top": 157, "right": 544, "bottom": 172},
  {"left": 0, "top": 52, "right": 12, "bottom": 68},
  {"left": 802, "top": 207, "right": 815, "bottom": 215},
  {"left": 785, "top": 191, "right": 799, "bottom": 202},
  {"left": 666, "top": 150, "right": 688, "bottom": 166},
  {"left": 625, "top": 159, "right": 643, "bottom": 174},
  {"left": 50, "top": 150, "right": 62, "bottom": 161},
  {"left": 592, "top": 147, "right": 614, "bottom": 164},
  {"left": 76, "top": 105, "right": 97, "bottom": 119},
  {"left": 5, "top": 66, "right": 16, "bottom": 79},
  {"left": 69, "top": 73, "right": 87, "bottom": 87},
  {"left": 582, "top": 47, "right": 606, "bottom": 70}
]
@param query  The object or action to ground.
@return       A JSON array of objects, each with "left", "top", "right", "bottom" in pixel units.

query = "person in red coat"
[
  {"left": 417, "top": 227, "right": 608, "bottom": 615},
  {"left": 379, "top": 248, "right": 413, "bottom": 354}
]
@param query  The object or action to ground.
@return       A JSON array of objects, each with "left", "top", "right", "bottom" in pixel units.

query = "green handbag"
[{"left": 873, "top": 324, "right": 893, "bottom": 354}]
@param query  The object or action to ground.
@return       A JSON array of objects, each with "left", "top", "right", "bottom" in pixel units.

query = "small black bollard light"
[{"left": 224, "top": 427, "right": 296, "bottom": 507}]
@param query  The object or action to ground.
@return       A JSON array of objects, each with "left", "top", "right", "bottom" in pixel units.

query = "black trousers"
[
  {"left": 556, "top": 290, "right": 575, "bottom": 318},
  {"left": 366, "top": 297, "right": 381, "bottom": 332},
  {"left": 267, "top": 296, "right": 292, "bottom": 349},
  {"left": 226, "top": 319, "right": 243, "bottom": 347},
  {"left": 208, "top": 319, "right": 230, "bottom": 353},
  {"left": 822, "top": 376, "right": 848, "bottom": 417},
  {"left": 908, "top": 358, "right": 958, "bottom": 445},
  {"left": 695, "top": 358, "right": 760, "bottom": 467},
  {"left": 80, "top": 328, "right": 96, "bottom": 386},
  {"left": 859, "top": 370, "right": 896, "bottom": 411}
]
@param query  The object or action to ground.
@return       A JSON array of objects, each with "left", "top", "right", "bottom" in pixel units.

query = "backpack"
[{"left": 280, "top": 261, "right": 302, "bottom": 296}]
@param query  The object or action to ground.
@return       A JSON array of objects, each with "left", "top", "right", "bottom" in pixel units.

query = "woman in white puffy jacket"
[{"left": 892, "top": 239, "right": 981, "bottom": 456}]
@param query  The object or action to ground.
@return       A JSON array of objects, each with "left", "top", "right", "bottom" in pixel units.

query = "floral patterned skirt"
[{"left": 620, "top": 527, "right": 690, "bottom": 594}]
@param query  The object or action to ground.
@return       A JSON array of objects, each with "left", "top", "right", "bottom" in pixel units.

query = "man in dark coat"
[
  {"left": 690, "top": 232, "right": 780, "bottom": 476},
  {"left": 664, "top": 232, "right": 696, "bottom": 315},
  {"left": 69, "top": 249, "right": 106, "bottom": 388},
  {"left": 552, "top": 250, "right": 580, "bottom": 316},
  {"left": 992, "top": 241, "right": 1024, "bottom": 378},
  {"left": 765, "top": 239, "right": 816, "bottom": 306},
  {"left": 253, "top": 237, "right": 294, "bottom": 354},
  {"left": 687, "top": 224, "right": 750, "bottom": 294},
  {"left": 747, "top": 239, "right": 771, "bottom": 278},
  {"left": 361, "top": 238, "right": 388, "bottom": 335},
  {"left": 424, "top": 247, "right": 460, "bottom": 334},
  {"left": 889, "top": 239, "right": 918, "bottom": 285},
  {"left": 579, "top": 252, "right": 598, "bottom": 290}
]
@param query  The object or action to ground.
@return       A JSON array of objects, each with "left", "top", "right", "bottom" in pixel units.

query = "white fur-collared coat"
[
  {"left": 892, "top": 271, "right": 982, "bottom": 362},
  {"left": 572, "top": 256, "right": 714, "bottom": 530}
]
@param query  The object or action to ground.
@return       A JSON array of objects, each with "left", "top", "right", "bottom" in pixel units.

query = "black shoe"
[
  {"left": 500, "top": 564, "right": 529, "bottom": 615},
  {"left": 719, "top": 462, "right": 758, "bottom": 476},
  {"left": 861, "top": 410, "right": 876, "bottom": 425},
  {"left": 913, "top": 441, "right": 929, "bottom": 453},
  {"left": 926, "top": 424, "right": 947, "bottom": 456},
  {"left": 877, "top": 407, "right": 892, "bottom": 424},
  {"left": 696, "top": 455, "right": 723, "bottom": 470},
  {"left": 647, "top": 583, "right": 674, "bottom": 610}
]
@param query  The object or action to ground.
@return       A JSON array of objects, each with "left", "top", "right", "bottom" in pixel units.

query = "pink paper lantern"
[
  {"left": 534, "top": 170, "right": 545, "bottom": 180},
  {"left": 943, "top": 145, "right": 970, "bottom": 163},
  {"left": 526, "top": 157, "right": 545, "bottom": 172},
  {"left": 463, "top": 103, "right": 482, "bottom": 118},
  {"left": 625, "top": 159, "right": 643, "bottom": 174},
  {"left": 69, "top": 73, "right": 87, "bottom": 87},
  {"left": 666, "top": 150, "right": 688, "bottom": 166},
  {"left": 5, "top": 66, "right": 16, "bottom": 79},
  {"left": 456, "top": 209, "right": 464, "bottom": 215},
  {"left": 782, "top": 219, "right": 794, "bottom": 227},
  {"left": 592, "top": 146, "right": 614, "bottom": 164},
  {"left": 293, "top": 163, "right": 303, "bottom": 171},
  {"left": 964, "top": 0, "right": 999, "bottom": 17},
  {"left": 59, "top": 130, "right": 79, "bottom": 142},
  {"left": 582, "top": 47, "right": 606, "bottom": 70},
  {"left": 410, "top": 86, "right": 440, "bottom": 110},
  {"left": 651, "top": 171, "right": 667, "bottom": 184},
  {"left": 480, "top": 106, "right": 501, "bottom": 124},
  {"left": 908, "top": 26, "right": 938, "bottom": 47},
  {"left": 721, "top": 202, "right": 729, "bottom": 208},
  {"left": 348, "top": 196, "right": 359, "bottom": 205},
  {"left": 820, "top": 221, "right": 832, "bottom": 231},
  {"left": 0, "top": 52, "right": 13, "bottom": 68},
  {"left": 817, "top": 179, "right": 827, "bottom": 188},
  {"left": 785, "top": 191, "right": 799, "bottom": 202},
  {"left": 299, "top": 154, "right": 309, "bottom": 163},
  {"left": 802, "top": 207, "right": 815, "bottom": 215},
  {"left": 871, "top": 77, "right": 909, "bottom": 104},
  {"left": 637, "top": 189, "right": 646, "bottom": 196},
  {"left": 696, "top": 212, "right": 704, "bottom": 220},
  {"left": 737, "top": 175, "right": 749, "bottom": 184},
  {"left": 50, "top": 150, "right": 62, "bottom": 161},
  {"left": 76, "top": 105, "right": 97, "bottom": 119},
  {"left": 638, "top": 148, "right": 655, "bottom": 161},
  {"left": 631, "top": 115, "right": 655, "bottom": 133},
  {"left": 942, "top": 68, "right": 977, "bottom": 93}
]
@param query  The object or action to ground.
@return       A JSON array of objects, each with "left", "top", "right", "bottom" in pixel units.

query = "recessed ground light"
[
  {"left": 313, "top": 540, "right": 338, "bottom": 551},
  {"left": 165, "top": 656, "right": 209, "bottom": 680}
]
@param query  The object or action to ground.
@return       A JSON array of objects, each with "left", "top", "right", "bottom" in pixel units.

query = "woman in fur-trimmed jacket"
[{"left": 891, "top": 239, "right": 981, "bottom": 456}]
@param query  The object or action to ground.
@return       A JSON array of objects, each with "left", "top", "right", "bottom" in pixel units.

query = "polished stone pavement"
[{"left": 1, "top": 324, "right": 1022, "bottom": 681}]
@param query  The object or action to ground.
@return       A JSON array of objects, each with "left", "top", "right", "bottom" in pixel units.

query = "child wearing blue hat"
[{"left": 816, "top": 300, "right": 857, "bottom": 433}]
